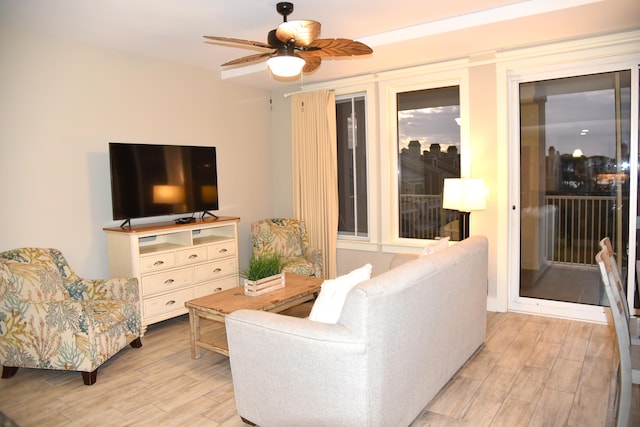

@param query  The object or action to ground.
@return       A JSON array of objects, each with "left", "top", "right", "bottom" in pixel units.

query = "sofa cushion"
[
  {"left": 282, "top": 256, "right": 314, "bottom": 276},
  {"left": 420, "top": 237, "right": 450, "bottom": 257},
  {"left": 309, "top": 264, "right": 372, "bottom": 324},
  {"left": 389, "top": 253, "right": 418, "bottom": 269}
]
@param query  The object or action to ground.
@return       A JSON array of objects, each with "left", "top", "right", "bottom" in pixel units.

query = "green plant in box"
[{"left": 241, "top": 253, "right": 284, "bottom": 281}]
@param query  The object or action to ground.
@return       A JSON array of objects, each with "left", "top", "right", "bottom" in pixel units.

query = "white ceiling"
[{"left": 1, "top": 0, "right": 638, "bottom": 90}]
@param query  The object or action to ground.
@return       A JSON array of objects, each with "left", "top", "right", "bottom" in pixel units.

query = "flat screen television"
[{"left": 109, "top": 142, "right": 219, "bottom": 227}]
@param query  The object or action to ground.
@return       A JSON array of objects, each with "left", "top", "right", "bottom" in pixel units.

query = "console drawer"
[
  {"left": 143, "top": 288, "right": 192, "bottom": 319},
  {"left": 194, "top": 258, "right": 238, "bottom": 282},
  {"left": 207, "top": 241, "right": 236, "bottom": 260},
  {"left": 142, "top": 268, "right": 193, "bottom": 295},
  {"left": 175, "top": 246, "right": 208, "bottom": 266},
  {"left": 140, "top": 253, "right": 175, "bottom": 274},
  {"left": 194, "top": 276, "right": 239, "bottom": 297}
]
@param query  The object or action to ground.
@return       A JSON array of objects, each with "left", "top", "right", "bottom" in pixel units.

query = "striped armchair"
[{"left": 0, "top": 248, "right": 141, "bottom": 385}]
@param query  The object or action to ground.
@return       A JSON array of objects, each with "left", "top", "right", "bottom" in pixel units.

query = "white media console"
[{"left": 103, "top": 216, "right": 240, "bottom": 334}]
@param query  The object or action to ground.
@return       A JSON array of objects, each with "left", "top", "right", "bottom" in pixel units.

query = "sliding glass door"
[{"left": 511, "top": 65, "right": 638, "bottom": 321}]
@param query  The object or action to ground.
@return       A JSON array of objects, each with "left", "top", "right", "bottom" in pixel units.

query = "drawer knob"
[
  {"left": 188, "top": 254, "right": 198, "bottom": 260},
  {"left": 166, "top": 300, "right": 176, "bottom": 306},
  {"left": 214, "top": 287, "right": 222, "bottom": 292},
  {"left": 219, "top": 248, "right": 227, "bottom": 254},
  {"left": 213, "top": 268, "right": 222, "bottom": 273},
  {"left": 153, "top": 260, "right": 164, "bottom": 266},
  {"left": 164, "top": 279, "right": 175, "bottom": 285}
]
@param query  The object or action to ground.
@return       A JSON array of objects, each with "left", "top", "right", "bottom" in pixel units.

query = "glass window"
[
  {"left": 397, "top": 86, "right": 461, "bottom": 240},
  {"left": 337, "top": 94, "right": 368, "bottom": 238}
]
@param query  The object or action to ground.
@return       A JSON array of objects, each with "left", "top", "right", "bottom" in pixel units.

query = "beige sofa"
[{"left": 226, "top": 235, "right": 488, "bottom": 426}]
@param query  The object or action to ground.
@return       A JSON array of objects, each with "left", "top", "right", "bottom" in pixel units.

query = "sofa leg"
[
  {"left": 130, "top": 337, "right": 142, "bottom": 348},
  {"left": 2, "top": 366, "right": 18, "bottom": 379},
  {"left": 82, "top": 369, "right": 98, "bottom": 385},
  {"left": 240, "top": 417, "right": 256, "bottom": 426}
]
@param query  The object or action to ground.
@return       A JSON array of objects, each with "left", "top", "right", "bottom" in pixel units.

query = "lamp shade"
[
  {"left": 442, "top": 178, "right": 486, "bottom": 212},
  {"left": 267, "top": 55, "right": 305, "bottom": 77}
]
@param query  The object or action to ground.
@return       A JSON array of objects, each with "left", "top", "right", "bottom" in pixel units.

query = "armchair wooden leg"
[
  {"left": 2, "top": 366, "right": 18, "bottom": 379},
  {"left": 82, "top": 369, "right": 98, "bottom": 386},
  {"left": 130, "top": 337, "right": 142, "bottom": 348},
  {"left": 240, "top": 417, "right": 256, "bottom": 426}
]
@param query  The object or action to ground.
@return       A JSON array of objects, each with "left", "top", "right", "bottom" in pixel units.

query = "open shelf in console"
[
  {"left": 138, "top": 231, "right": 192, "bottom": 255},
  {"left": 192, "top": 224, "right": 236, "bottom": 246}
]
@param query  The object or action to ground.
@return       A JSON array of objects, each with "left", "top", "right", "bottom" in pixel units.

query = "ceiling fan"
[{"left": 204, "top": 2, "right": 373, "bottom": 78}]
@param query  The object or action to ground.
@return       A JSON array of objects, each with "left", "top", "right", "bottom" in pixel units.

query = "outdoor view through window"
[
  {"left": 337, "top": 95, "right": 368, "bottom": 238},
  {"left": 397, "top": 86, "right": 461, "bottom": 240}
]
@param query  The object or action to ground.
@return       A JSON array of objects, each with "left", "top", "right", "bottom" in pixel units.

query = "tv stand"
[
  {"left": 201, "top": 210, "right": 218, "bottom": 220},
  {"left": 120, "top": 218, "right": 132, "bottom": 229},
  {"left": 103, "top": 216, "right": 240, "bottom": 335},
  {"left": 175, "top": 217, "right": 196, "bottom": 224}
]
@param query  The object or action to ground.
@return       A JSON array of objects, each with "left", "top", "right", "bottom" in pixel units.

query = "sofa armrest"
[
  {"left": 226, "top": 309, "right": 368, "bottom": 425},
  {"left": 76, "top": 277, "right": 140, "bottom": 302},
  {"left": 303, "top": 247, "right": 323, "bottom": 277},
  {"left": 2, "top": 300, "right": 97, "bottom": 336}
]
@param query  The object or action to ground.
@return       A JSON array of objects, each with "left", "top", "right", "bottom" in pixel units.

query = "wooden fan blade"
[
  {"left": 204, "top": 36, "right": 272, "bottom": 50},
  {"left": 276, "top": 20, "right": 321, "bottom": 46},
  {"left": 297, "top": 52, "right": 321, "bottom": 73},
  {"left": 222, "top": 52, "right": 273, "bottom": 67},
  {"left": 304, "top": 38, "right": 373, "bottom": 57}
]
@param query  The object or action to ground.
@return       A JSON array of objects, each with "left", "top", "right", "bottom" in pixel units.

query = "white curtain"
[{"left": 291, "top": 90, "right": 338, "bottom": 278}]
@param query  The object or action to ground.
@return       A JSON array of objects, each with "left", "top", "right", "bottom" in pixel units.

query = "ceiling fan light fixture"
[
  {"left": 205, "top": 2, "right": 372, "bottom": 79},
  {"left": 267, "top": 54, "right": 305, "bottom": 77}
]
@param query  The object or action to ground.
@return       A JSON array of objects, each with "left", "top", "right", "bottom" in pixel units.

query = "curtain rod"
[{"left": 283, "top": 88, "right": 334, "bottom": 99}]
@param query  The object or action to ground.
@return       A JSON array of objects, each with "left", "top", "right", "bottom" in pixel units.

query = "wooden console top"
[{"left": 102, "top": 216, "right": 240, "bottom": 234}]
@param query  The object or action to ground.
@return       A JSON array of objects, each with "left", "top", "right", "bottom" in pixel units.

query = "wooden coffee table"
[{"left": 185, "top": 273, "right": 323, "bottom": 358}]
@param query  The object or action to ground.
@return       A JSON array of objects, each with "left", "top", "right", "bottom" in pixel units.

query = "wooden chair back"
[{"left": 596, "top": 247, "right": 631, "bottom": 427}]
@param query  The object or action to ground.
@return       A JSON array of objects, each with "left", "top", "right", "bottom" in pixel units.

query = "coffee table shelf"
[
  {"left": 185, "top": 273, "right": 322, "bottom": 358},
  {"left": 196, "top": 323, "right": 230, "bottom": 356}
]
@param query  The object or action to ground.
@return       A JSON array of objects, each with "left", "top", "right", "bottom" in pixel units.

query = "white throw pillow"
[
  {"left": 308, "top": 263, "right": 373, "bottom": 324},
  {"left": 420, "top": 237, "right": 450, "bottom": 257}
]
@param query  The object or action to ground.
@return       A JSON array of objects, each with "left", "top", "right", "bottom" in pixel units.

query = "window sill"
[
  {"left": 381, "top": 243, "right": 424, "bottom": 255},
  {"left": 337, "top": 238, "right": 441, "bottom": 255},
  {"left": 336, "top": 239, "right": 378, "bottom": 252}
]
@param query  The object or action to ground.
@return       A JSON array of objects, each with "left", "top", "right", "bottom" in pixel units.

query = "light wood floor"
[{"left": 1, "top": 311, "right": 638, "bottom": 426}]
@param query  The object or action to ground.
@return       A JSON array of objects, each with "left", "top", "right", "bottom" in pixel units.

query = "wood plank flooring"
[{"left": 1, "top": 311, "right": 638, "bottom": 426}]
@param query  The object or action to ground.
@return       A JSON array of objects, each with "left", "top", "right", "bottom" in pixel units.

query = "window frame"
[
  {"left": 336, "top": 92, "right": 370, "bottom": 241},
  {"left": 378, "top": 67, "right": 471, "bottom": 251},
  {"left": 334, "top": 83, "right": 379, "bottom": 252},
  {"left": 305, "top": 62, "right": 471, "bottom": 254}
]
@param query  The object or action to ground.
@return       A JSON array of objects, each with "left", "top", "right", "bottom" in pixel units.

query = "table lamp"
[{"left": 442, "top": 178, "right": 486, "bottom": 239}]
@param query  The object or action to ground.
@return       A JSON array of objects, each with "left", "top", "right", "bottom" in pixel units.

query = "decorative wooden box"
[{"left": 243, "top": 273, "right": 285, "bottom": 296}]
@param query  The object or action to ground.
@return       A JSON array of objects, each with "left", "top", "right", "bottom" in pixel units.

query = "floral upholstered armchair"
[
  {"left": 0, "top": 248, "right": 141, "bottom": 385},
  {"left": 251, "top": 218, "right": 323, "bottom": 278}
]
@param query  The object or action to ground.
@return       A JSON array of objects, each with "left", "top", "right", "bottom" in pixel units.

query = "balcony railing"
[
  {"left": 544, "top": 195, "right": 624, "bottom": 266},
  {"left": 399, "top": 194, "right": 457, "bottom": 240},
  {"left": 400, "top": 194, "right": 624, "bottom": 266}
]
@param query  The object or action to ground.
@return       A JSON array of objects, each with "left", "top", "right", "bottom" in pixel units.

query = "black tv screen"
[{"left": 109, "top": 143, "right": 219, "bottom": 222}]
